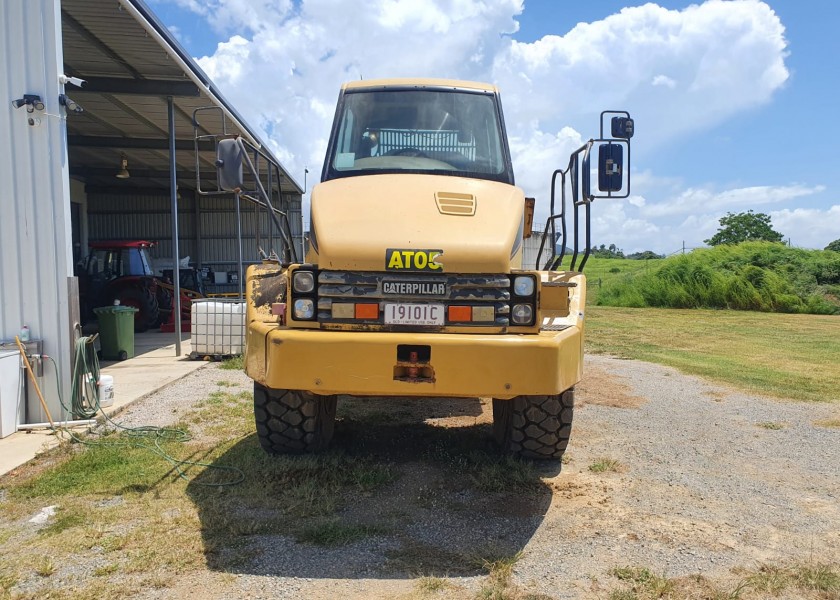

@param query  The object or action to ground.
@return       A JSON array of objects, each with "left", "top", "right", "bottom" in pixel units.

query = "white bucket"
[{"left": 98, "top": 375, "right": 114, "bottom": 408}]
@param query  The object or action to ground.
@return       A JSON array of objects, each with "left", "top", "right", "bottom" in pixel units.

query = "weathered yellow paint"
[
  {"left": 245, "top": 268, "right": 589, "bottom": 398},
  {"left": 310, "top": 175, "right": 524, "bottom": 274},
  {"left": 255, "top": 325, "right": 581, "bottom": 399}
]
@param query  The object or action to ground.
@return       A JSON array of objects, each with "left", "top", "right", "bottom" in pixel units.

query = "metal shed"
[{"left": 1, "top": 0, "right": 301, "bottom": 427}]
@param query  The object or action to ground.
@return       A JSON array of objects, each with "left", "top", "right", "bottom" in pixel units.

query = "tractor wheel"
[
  {"left": 153, "top": 287, "right": 173, "bottom": 328},
  {"left": 492, "top": 389, "right": 575, "bottom": 460},
  {"left": 254, "top": 383, "right": 337, "bottom": 454},
  {"left": 114, "top": 288, "right": 159, "bottom": 333}
]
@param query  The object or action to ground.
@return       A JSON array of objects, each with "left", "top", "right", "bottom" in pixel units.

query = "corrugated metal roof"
[{"left": 61, "top": 0, "right": 302, "bottom": 197}]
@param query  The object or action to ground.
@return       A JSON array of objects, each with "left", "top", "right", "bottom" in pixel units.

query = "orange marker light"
[
  {"left": 448, "top": 305, "right": 472, "bottom": 322},
  {"left": 355, "top": 303, "right": 379, "bottom": 319}
]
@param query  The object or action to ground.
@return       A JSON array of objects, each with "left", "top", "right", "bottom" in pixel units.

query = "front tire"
[
  {"left": 492, "top": 389, "right": 575, "bottom": 459},
  {"left": 254, "top": 383, "right": 337, "bottom": 454}
]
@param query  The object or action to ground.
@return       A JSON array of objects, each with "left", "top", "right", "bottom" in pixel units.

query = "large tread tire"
[
  {"left": 492, "top": 389, "right": 574, "bottom": 460},
  {"left": 112, "top": 288, "right": 158, "bottom": 333},
  {"left": 254, "top": 383, "right": 337, "bottom": 454},
  {"left": 153, "top": 287, "right": 173, "bottom": 328}
]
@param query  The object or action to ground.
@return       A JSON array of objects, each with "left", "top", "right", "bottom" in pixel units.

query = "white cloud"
[
  {"left": 770, "top": 205, "right": 840, "bottom": 248},
  {"left": 651, "top": 75, "right": 677, "bottom": 89},
  {"left": 161, "top": 0, "right": 816, "bottom": 251},
  {"left": 642, "top": 184, "right": 826, "bottom": 218},
  {"left": 491, "top": 0, "right": 789, "bottom": 145}
]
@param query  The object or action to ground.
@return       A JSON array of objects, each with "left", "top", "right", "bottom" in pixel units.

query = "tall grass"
[{"left": 596, "top": 242, "right": 840, "bottom": 314}]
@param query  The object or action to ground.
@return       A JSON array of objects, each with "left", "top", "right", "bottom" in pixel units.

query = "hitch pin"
[{"left": 407, "top": 351, "right": 419, "bottom": 378}]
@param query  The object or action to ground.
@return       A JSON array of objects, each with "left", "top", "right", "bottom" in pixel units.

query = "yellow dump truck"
[{"left": 217, "top": 78, "right": 633, "bottom": 460}]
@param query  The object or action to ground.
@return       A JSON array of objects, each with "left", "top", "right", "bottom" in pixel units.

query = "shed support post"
[{"left": 168, "top": 96, "right": 182, "bottom": 356}]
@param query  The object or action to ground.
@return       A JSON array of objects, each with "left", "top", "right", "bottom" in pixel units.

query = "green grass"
[
  {"left": 594, "top": 242, "right": 840, "bottom": 314},
  {"left": 12, "top": 441, "right": 185, "bottom": 499},
  {"left": 757, "top": 421, "right": 785, "bottom": 430},
  {"left": 586, "top": 306, "right": 840, "bottom": 403},
  {"left": 219, "top": 355, "right": 244, "bottom": 370},
  {"left": 589, "top": 458, "right": 623, "bottom": 473},
  {"left": 606, "top": 561, "right": 840, "bottom": 599},
  {"left": 415, "top": 576, "right": 454, "bottom": 593},
  {"left": 579, "top": 257, "right": 662, "bottom": 304},
  {"left": 609, "top": 566, "right": 674, "bottom": 599}
]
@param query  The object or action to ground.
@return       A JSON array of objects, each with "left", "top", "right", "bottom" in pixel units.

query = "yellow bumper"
[{"left": 246, "top": 323, "right": 583, "bottom": 399}]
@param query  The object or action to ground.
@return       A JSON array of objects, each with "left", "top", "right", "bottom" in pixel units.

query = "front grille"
[{"left": 317, "top": 271, "right": 511, "bottom": 327}]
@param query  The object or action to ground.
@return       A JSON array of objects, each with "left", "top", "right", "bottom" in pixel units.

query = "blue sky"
[{"left": 149, "top": 0, "right": 839, "bottom": 254}]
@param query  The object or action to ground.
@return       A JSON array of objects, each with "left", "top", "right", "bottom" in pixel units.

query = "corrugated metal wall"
[
  {"left": 0, "top": 0, "right": 74, "bottom": 422},
  {"left": 88, "top": 190, "right": 303, "bottom": 289},
  {"left": 522, "top": 223, "right": 561, "bottom": 270}
]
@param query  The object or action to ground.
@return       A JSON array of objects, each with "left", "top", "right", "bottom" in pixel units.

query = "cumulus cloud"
[
  {"left": 642, "top": 184, "right": 826, "bottom": 218},
  {"left": 158, "top": 0, "right": 809, "bottom": 251},
  {"left": 770, "top": 205, "right": 840, "bottom": 248}
]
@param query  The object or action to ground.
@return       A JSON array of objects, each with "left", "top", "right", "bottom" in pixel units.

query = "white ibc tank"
[{"left": 191, "top": 300, "right": 245, "bottom": 355}]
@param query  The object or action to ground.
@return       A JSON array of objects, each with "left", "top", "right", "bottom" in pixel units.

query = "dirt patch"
[{"left": 577, "top": 364, "right": 646, "bottom": 408}]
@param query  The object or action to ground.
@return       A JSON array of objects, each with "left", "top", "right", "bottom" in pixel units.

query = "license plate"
[{"left": 384, "top": 303, "right": 444, "bottom": 325}]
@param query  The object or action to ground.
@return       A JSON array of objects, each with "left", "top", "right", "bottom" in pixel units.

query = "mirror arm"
[{"left": 236, "top": 138, "right": 299, "bottom": 263}]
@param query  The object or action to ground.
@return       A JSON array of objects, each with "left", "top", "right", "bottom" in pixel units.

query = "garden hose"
[
  {"left": 45, "top": 354, "right": 244, "bottom": 487},
  {"left": 71, "top": 336, "right": 100, "bottom": 419}
]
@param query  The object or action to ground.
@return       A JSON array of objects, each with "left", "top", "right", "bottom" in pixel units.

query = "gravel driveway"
[{"left": 101, "top": 355, "right": 840, "bottom": 598}]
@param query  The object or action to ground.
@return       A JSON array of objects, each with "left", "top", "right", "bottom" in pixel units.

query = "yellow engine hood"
[{"left": 310, "top": 175, "right": 524, "bottom": 273}]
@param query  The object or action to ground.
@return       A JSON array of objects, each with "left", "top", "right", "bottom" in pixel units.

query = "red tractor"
[{"left": 77, "top": 241, "right": 189, "bottom": 332}]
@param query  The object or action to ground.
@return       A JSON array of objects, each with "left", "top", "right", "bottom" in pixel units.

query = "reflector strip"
[
  {"left": 471, "top": 306, "right": 495, "bottom": 322},
  {"left": 448, "top": 305, "right": 472, "bottom": 322},
  {"left": 355, "top": 303, "right": 379, "bottom": 319},
  {"left": 332, "top": 303, "right": 355, "bottom": 319}
]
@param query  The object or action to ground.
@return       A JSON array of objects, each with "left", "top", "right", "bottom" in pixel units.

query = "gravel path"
[{"left": 101, "top": 355, "right": 840, "bottom": 598}]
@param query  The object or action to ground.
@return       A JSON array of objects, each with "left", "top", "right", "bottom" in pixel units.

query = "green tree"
[
  {"left": 704, "top": 210, "right": 784, "bottom": 246},
  {"left": 825, "top": 239, "right": 840, "bottom": 252}
]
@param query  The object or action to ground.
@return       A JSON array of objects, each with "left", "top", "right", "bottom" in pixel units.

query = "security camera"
[{"left": 58, "top": 74, "right": 86, "bottom": 88}]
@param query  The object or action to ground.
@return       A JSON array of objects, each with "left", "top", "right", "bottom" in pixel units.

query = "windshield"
[
  {"left": 86, "top": 248, "right": 152, "bottom": 279},
  {"left": 323, "top": 88, "right": 513, "bottom": 184}
]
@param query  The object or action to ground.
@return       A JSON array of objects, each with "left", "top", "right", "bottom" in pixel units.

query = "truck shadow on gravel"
[{"left": 186, "top": 396, "right": 555, "bottom": 579}]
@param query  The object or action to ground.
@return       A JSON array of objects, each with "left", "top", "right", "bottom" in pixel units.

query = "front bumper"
[{"left": 246, "top": 322, "right": 583, "bottom": 399}]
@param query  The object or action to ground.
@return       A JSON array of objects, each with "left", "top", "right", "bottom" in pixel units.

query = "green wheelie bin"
[{"left": 93, "top": 306, "right": 138, "bottom": 361}]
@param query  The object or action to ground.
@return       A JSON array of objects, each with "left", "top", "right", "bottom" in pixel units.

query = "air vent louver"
[{"left": 435, "top": 192, "right": 476, "bottom": 216}]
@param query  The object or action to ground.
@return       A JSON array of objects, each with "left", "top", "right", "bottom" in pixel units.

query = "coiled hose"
[{"left": 70, "top": 336, "right": 100, "bottom": 419}]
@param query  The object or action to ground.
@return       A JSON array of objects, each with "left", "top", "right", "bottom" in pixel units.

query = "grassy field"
[
  {"left": 585, "top": 306, "right": 840, "bottom": 403},
  {"left": 576, "top": 257, "right": 662, "bottom": 304},
  {"left": 591, "top": 243, "right": 840, "bottom": 314}
]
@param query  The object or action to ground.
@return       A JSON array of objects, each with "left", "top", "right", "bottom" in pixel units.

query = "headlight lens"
[
  {"left": 511, "top": 304, "right": 533, "bottom": 325},
  {"left": 293, "top": 271, "right": 315, "bottom": 293},
  {"left": 513, "top": 275, "right": 535, "bottom": 297},
  {"left": 293, "top": 298, "right": 315, "bottom": 320}
]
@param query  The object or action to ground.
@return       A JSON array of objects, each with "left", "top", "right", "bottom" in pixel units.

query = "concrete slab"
[{"left": 0, "top": 332, "right": 210, "bottom": 478}]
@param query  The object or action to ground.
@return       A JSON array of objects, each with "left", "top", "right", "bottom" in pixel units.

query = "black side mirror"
[
  {"left": 611, "top": 116, "right": 634, "bottom": 139},
  {"left": 216, "top": 138, "right": 244, "bottom": 191},
  {"left": 598, "top": 143, "right": 624, "bottom": 192}
]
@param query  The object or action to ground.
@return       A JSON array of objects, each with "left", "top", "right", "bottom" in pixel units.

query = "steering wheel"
[{"left": 385, "top": 147, "right": 429, "bottom": 158}]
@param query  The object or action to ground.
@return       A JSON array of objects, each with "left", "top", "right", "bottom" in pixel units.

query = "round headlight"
[
  {"left": 511, "top": 303, "right": 533, "bottom": 325},
  {"left": 293, "top": 271, "right": 315, "bottom": 293},
  {"left": 513, "top": 276, "right": 535, "bottom": 297},
  {"left": 293, "top": 298, "right": 315, "bottom": 320}
]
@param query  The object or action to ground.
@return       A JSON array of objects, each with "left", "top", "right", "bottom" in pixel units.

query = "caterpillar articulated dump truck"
[{"left": 215, "top": 78, "right": 633, "bottom": 461}]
